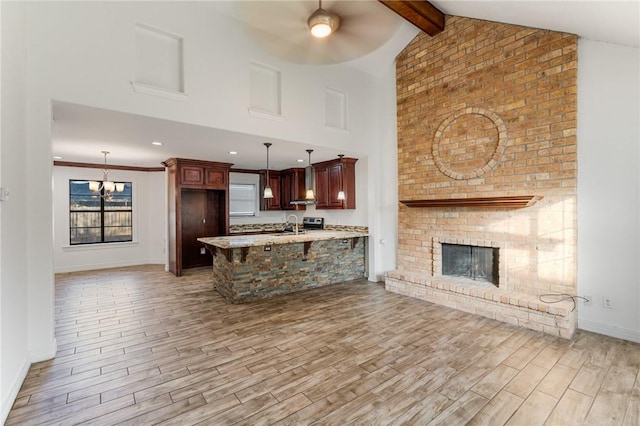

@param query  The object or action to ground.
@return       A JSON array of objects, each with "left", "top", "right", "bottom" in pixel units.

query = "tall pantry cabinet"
[{"left": 163, "top": 158, "right": 232, "bottom": 276}]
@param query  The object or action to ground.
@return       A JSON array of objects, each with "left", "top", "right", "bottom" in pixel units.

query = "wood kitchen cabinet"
[
  {"left": 259, "top": 170, "right": 282, "bottom": 211},
  {"left": 313, "top": 157, "right": 357, "bottom": 209},
  {"left": 280, "top": 168, "right": 307, "bottom": 210},
  {"left": 164, "top": 158, "right": 232, "bottom": 276}
]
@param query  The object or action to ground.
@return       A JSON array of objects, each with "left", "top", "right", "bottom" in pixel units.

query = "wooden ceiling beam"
[{"left": 379, "top": 1, "right": 445, "bottom": 36}]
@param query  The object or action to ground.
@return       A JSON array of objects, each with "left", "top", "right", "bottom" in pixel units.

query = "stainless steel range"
[{"left": 302, "top": 217, "right": 325, "bottom": 230}]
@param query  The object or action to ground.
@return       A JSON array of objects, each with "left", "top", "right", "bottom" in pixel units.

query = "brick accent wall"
[{"left": 389, "top": 16, "right": 578, "bottom": 337}]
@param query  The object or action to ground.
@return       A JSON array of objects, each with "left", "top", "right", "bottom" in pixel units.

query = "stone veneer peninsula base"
[{"left": 199, "top": 231, "right": 367, "bottom": 303}]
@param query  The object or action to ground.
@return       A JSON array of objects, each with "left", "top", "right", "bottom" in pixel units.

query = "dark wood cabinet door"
[
  {"left": 328, "top": 163, "right": 343, "bottom": 208},
  {"left": 280, "top": 168, "right": 306, "bottom": 210},
  {"left": 180, "top": 189, "right": 224, "bottom": 269},
  {"left": 181, "top": 190, "right": 208, "bottom": 269},
  {"left": 205, "top": 167, "right": 227, "bottom": 189},
  {"left": 281, "top": 172, "right": 292, "bottom": 208},
  {"left": 315, "top": 167, "right": 329, "bottom": 208},
  {"left": 181, "top": 166, "right": 204, "bottom": 186},
  {"left": 260, "top": 171, "right": 282, "bottom": 210},
  {"left": 313, "top": 158, "right": 356, "bottom": 209},
  {"left": 267, "top": 174, "right": 281, "bottom": 210}
]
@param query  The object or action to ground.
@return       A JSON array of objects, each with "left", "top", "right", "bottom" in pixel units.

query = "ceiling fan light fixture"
[{"left": 308, "top": 2, "right": 340, "bottom": 38}]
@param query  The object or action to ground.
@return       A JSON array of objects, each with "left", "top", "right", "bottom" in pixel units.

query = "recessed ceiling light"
[
  {"left": 53, "top": 156, "right": 63, "bottom": 160},
  {"left": 297, "top": 159, "right": 304, "bottom": 163},
  {"left": 228, "top": 151, "right": 237, "bottom": 155},
  {"left": 151, "top": 141, "right": 163, "bottom": 146}
]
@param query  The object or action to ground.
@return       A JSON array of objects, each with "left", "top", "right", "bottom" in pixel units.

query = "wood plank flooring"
[{"left": 7, "top": 265, "right": 640, "bottom": 425}]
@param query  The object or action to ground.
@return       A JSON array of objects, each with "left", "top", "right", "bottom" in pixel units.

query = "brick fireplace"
[{"left": 385, "top": 16, "right": 578, "bottom": 338}]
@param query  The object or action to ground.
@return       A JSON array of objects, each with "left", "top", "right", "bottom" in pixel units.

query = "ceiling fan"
[{"left": 228, "top": 1, "right": 408, "bottom": 65}]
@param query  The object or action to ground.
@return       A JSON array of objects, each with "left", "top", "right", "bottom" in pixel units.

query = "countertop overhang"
[{"left": 198, "top": 230, "right": 368, "bottom": 249}]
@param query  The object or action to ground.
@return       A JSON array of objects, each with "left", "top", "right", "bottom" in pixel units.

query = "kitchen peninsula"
[{"left": 198, "top": 229, "right": 368, "bottom": 303}]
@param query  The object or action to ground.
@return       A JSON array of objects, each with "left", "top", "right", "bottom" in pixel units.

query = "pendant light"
[
  {"left": 89, "top": 151, "right": 125, "bottom": 200},
  {"left": 308, "top": 0, "right": 341, "bottom": 38},
  {"left": 305, "top": 149, "right": 315, "bottom": 200},
  {"left": 263, "top": 143, "right": 273, "bottom": 199},
  {"left": 337, "top": 154, "right": 346, "bottom": 201}
]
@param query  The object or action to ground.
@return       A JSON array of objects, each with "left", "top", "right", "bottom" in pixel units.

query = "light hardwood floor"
[{"left": 7, "top": 265, "right": 639, "bottom": 425}]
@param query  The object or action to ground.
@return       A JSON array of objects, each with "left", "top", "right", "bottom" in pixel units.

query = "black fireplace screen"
[{"left": 442, "top": 243, "right": 499, "bottom": 286}]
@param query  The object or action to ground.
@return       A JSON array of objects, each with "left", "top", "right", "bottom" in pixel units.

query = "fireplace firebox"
[{"left": 442, "top": 243, "right": 499, "bottom": 286}]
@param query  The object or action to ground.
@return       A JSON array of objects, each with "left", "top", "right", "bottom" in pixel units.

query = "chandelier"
[{"left": 89, "top": 151, "right": 124, "bottom": 199}]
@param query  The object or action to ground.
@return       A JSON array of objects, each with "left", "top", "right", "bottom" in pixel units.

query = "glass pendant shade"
[
  {"left": 115, "top": 182, "right": 125, "bottom": 193},
  {"left": 264, "top": 186, "right": 273, "bottom": 199},
  {"left": 306, "top": 189, "right": 315, "bottom": 200},
  {"left": 336, "top": 154, "right": 345, "bottom": 201},
  {"left": 103, "top": 181, "right": 115, "bottom": 193},
  {"left": 89, "top": 180, "right": 100, "bottom": 192}
]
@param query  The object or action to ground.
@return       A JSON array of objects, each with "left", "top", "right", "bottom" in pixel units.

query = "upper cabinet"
[
  {"left": 281, "top": 168, "right": 307, "bottom": 211},
  {"left": 259, "top": 168, "right": 307, "bottom": 211},
  {"left": 259, "top": 170, "right": 282, "bottom": 211},
  {"left": 177, "top": 160, "right": 229, "bottom": 190},
  {"left": 313, "top": 157, "right": 357, "bottom": 210},
  {"left": 256, "top": 159, "right": 357, "bottom": 211}
]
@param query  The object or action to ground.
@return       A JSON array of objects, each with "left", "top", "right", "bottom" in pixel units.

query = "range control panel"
[{"left": 302, "top": 217, "right": 325, "bottom": 230}]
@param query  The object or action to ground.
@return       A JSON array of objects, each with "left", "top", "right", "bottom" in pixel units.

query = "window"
[
  {"left": 229, "top": 183, "right": 257, "bottom": 217},
  {"left": 69, "top": 180, "right": 133, "bottom": 245}
]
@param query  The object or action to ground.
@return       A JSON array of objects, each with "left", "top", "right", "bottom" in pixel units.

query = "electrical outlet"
[
  {"left": 603, "top": 296, "right": 613, "bottom": 309},
  {"left": 200, "top": 247, "right": 206, "bottom": 255},
  {"left": 584, "top": 295, "right": 592, "bottom": 306}
]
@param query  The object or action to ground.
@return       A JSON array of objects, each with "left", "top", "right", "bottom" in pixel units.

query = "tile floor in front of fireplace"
[{"left": 7, "top": 265, "right": 639, "bottom": 425}]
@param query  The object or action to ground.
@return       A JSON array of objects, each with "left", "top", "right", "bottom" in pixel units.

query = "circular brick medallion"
[{"left": 432, "top": 107, "right": 508, "bottom": 179}]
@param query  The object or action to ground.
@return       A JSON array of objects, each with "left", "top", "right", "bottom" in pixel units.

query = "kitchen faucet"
[{"left": 286, "top": 214, "right": 299, "bottom": 235}]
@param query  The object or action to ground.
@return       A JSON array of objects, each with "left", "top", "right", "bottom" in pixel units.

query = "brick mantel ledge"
[{"left": 385, "top": 270, "right": 577, "bottom": 339}]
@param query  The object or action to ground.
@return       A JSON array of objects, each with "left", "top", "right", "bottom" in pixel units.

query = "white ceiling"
[
  {"left": 51, "top": 0, "right": 639, "bottom": 170},
  {"left": 433, "top": 0, "right": 639, "bottom": 48},
  {"left": 52, "top": 101, "right": 356, "bottom": 170}
]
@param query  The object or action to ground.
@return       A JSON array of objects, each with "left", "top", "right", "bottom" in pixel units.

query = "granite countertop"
[{"left": 198, "top": 230, "right": 368, "bottom": 249}]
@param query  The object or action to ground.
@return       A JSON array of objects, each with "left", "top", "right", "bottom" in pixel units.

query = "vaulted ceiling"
[{"left": 52, "top": 1, "right": 639, "bottom": 169}]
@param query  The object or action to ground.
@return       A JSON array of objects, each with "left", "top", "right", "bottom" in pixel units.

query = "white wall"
[
  {"left": 27, "top": 2, "right": 380, "bottom": 155},
  {"left": 577, "top": 38, "right": 640, "bottom": 342},
  {"left": 53, "top": 167, "right": 165, "bottom": 272},
  {"left": 369, "top": 62, "right": 400, "bottom": 281},
  {"left": 1, "top": 2, "right": 32, "bottom": 422}
]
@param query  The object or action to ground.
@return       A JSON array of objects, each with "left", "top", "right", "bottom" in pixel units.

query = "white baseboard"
[
  {"left": 30, "top": 337, "right": 57, "bottom": 363},
  {"left": 54, "top": 259, "right": 164, "bottom": 273},
  {"left": 578, "top": 319, "right": 640, "bottom": 343},
  {"left": 1, "top": 355, "right": 30, "bottom": 425}
]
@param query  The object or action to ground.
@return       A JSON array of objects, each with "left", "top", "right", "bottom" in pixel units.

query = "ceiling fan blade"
[{"left": 229, "top": 1, "right": 405, "bottom": 65}]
